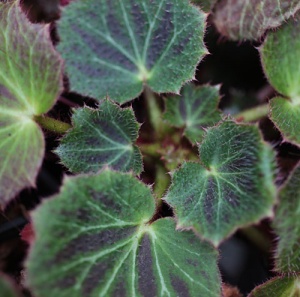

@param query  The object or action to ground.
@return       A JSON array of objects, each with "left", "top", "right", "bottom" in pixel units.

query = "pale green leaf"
[
  {"left": 56, "top": 101, "right": 142, "bottom": 174},
  {"left": 213, "top": 0, "right": 300, "bottom": 40},
  {"left": 26, "top": 170, "right": 221, "bottom": 297},
  {"left": 164, "top": 121, "right": 276, "bottom": 246},
  {"left": 269, "top": 97, "right": 300, "bottom": 146},
  {"left": 0, "top": 1, "right": 63, "bottom": 206},
  {"left": 261, "top": 15, "right": 300, "bottom": 101},
  {"left": 248, "top": 276, "right": 300, "bottom": 297},
  {"left": 57, "top": 0, "right": 207, "bottom": 103},
  {"left": 163, "top": 84, "right": 221, "bottom": 143},
  {"left": 273, "top": 164, "right": 300, "bottom": 273}
]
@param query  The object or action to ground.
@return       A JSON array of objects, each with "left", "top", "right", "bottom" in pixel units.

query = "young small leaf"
[
  {"left": 213, "top": 0, "right": 300, "bottom": 40},
  {"left": 273, "top": 164, "right": 300, "bottom": 273},
  {"left": 163, "top": 84, "right": 221, "bottom": 143},
  {"left": 248, "top": 276, "right": 300, "bottom": 297},
  {"left": 0, "top": 274, "right": 21, "bottom": 297},
  {"left": 269, "top": 97, "right": 300, "bottom": 146},
  {"left": 0, "top": 1, "right": 63, "bottom": 206},
  {"left": 56, "top": 101, "right": 142, "bottom": 174},
  {"left": 164, "top": 121, "right": 276, "bottom": 246},
  {"left": 261, "top": 15, "right": 300, "bottom": 101},
  {"left": 57, "top": 0, "right": 207, "bottom": 103},
  {"left": 26, "top": 170, "right": 221, "bottom": 297}
]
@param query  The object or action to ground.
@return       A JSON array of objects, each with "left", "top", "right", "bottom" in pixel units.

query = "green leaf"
[
  {"left": 56, "top": 101, "right": 142, "bottom": 174},
  {"left": 163, "top": 84, "right": 222, "bottom": 143},
  {"left": 213, "top": 0, "right": 300, "bottom": 40},
  {"left": 164, "top": 121, "right": 276, "bottom": 246},
  {"left": 269, "top": 97, "right": 300, "bottom": 146},
  {"left": 0, "top": 274, "right": 21, "bottom": 297},
  {"left": 0, "top": 1, "right": 63, "bottom": 205},
  {"left": 190, "top": 0, "right": 217, "bottom": 12},
  {"left": 273, "top": 164, "right": 300, "bottom": 273},
  {"left": 261, "top": 15, "right": 300, "bottom": 101},
  {"left": 248, "top": 276, "right": 300, "bottom": 297},
  {"left": 57, "top": 0, "right": 207, "bottom": 103},
  {"left": 26, "top": 170, "right": 221, "bottom": 297}
]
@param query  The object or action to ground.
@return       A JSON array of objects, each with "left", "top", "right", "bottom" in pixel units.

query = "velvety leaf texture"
[
  {"left": 269, "top": 97, "right": 300, "bottom": 146},
  {"left": 0, "top": 274, "right": 20, "bottom": 297},
  {"left": 213, "top": 0, "right": 300, "bottom": 40},
  {"left": 261, "top": 15, "right": 300, "bottom": 100},
  {"left": 56, "top": 101, "right": 142, "bottom": 174},
  {"left": 273, "top": 164, "right": 300, "bottom": 273},
  {"left": 248, "top": 276, "right": 300, "bottom": 297},
  {"left": 163, "top": 84, "right": 221, "bottom": 143},
  {"left": 26, "top": 170, "right": 221, "bottom": 297},
  {"left": 57, "top": 0, "right": 207, "bottom": 103},
  {"left": 0, "top": 1, "right": 63, "bottom": 206},
  {"left": 164, "top": 121, "right": 276, "bottom": 246}
]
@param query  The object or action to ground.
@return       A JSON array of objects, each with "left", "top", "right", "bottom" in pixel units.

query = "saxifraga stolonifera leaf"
[
  {"left": 0, "top": 0, "right": 63, "bottom": 206},
  {"left": 273, "top": 163, "right": 300, "bottom": 274},
  {"left": 163, "top": 84, "right": 222, "bottom": 143},
  {"left": 57, "top": 0, "right": 208, "bottom": 103},
  {"left": 56, "top": 101, "right": 143, "bottom": 174},
  {"left": 164, "top": 121, "right": 276, "bottom": 246},
  {"left": 213, "top": 0, "right": 300, "bottom": 41},
  {"left": 261, "top": 15, "right": 300, "bottom": 146},
  {"left": 26, "top": 170, "right": 221, "bottom": 297}
]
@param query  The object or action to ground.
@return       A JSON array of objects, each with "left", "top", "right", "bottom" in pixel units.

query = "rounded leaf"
[
  {"left": 164, "top": 121, "right": 276, "bottom": 246},
  {"left": 56, "top": 101, "right": 142, "bottom": 174},
  {"left": 26, "top": 170, "right": 221, "bottom": 297},
  {"left": 57, "top": 0, "right": 207, "bottom": 103}
]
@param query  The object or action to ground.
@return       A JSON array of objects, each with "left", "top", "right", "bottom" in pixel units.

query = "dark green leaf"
[
  {"left": 273, "top": 164, "right": 300, "bottom": 273},
  {"left": 261, "top": 15, "right": 300, "bottom": 100},
  {"left": 57, "top": 0, "right": 207, "bottom": 103},
  {"left": 163, "top": 84, "right": 221, "bottom": 143},
  {"left": 248, "top": 276, "right": 300, "bottom": 297},
  {"left": 0, "top": 1, "right": 63, "bottom": 206},
  {"left": 191, "top": 0, "right": 217, "bottom": 12},
  {"left": 269, "top": 97, "right": 300, "bottom": 146},
  {"left": 0, "top": 274, "right": 21, "bottom": 297},
  {"left": 213, "top": 0, "right": 300, "bottom": 40},
  {"left": 164, "top": 121, "right": 276, "bottom": 246},
  {"left": 26, "top": 170, "right": 221, "bottom": 297},
  {"left": 56, "top": 101, "right": 142, "bottom": 174}
]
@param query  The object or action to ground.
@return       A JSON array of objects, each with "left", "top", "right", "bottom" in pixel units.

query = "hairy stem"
[
  {"left": 34, "top": 115, "right": 72, "bottom": 134},
  {"left": 234, "top": 103, "right": 269, "bottom": 122}
]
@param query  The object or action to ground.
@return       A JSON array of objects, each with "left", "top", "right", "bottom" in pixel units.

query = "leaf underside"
[
  {"left": 57, "top": 0, "right": 207, "bottom": 103},
  {"left": 26, "top": 170, "right": 221, "bottom": 297},
  {"left": 163, "top": 84, "right": 221, "bottom": 143},
  {"left": 273, "top": 164, "right": 300, "bottom": 273},
  {"left": 56, "top": 101, "right": 142, "bottom": 174},
  {"left": 0, "top": 274, "right": 20, "bottom": 297},
  {"left": 0, "top": 1, "right": 63, "bottom": 206},
  {"left": 248, "top": 276, "right": 300, "bottom": 297},
  {"left": 164, "top": 121, "right": 276, "bottom": 246},
  {"left": 213, "top": 0, "right": 300, "bottom": 40}
]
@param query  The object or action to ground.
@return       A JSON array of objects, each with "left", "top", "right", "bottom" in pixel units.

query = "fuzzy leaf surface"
[
  {"left": 163, "top": 84, "right": 221, "bottom": 143},
  {"left": 0, "top": 1, "right": 63, "bottom": 205},
  {"left": 248, "top": 277, "right": 300, "bottom": 297},
  {"left": 213, "top": 0, "right": 300, "bottom": 40},
  {"left": 164, "top": 121, "right": 276, "bottom": 246},
  {"left": 273, "top": 164, "right": 300, "bottom": 273},
  {"left": 0, "top": 274, "right": 21, "bottom": 297},
  {"left": 261, "top": 15, "right": 300, "bottom": 101},
  {"left": 269, "top": 97, "right": 300, "bottom": 146},
  {"left": 57, "top": 0, "right": 207, "bottom": 103},
  {"left": 56, "top": 102, "right": 142, "bottom": 174},
  {"left": 26, "top": 170, "right": 221, "bottom": 297}
]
